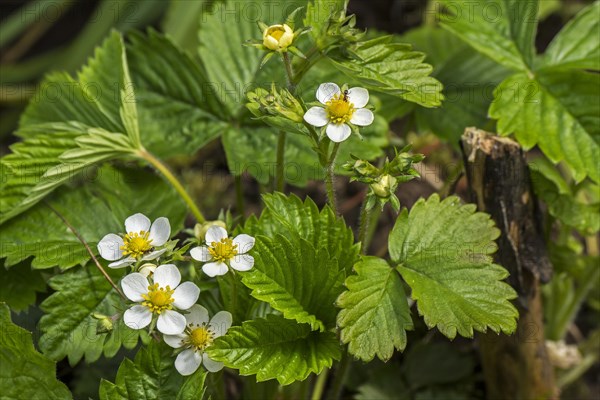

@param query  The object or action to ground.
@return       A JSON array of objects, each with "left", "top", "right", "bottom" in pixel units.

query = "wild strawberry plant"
[{"left": 2, "top": 0, "right": 596, "bottom": 398}]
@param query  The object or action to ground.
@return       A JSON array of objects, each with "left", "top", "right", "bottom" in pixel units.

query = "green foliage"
[
  {"left": 39, "top": 265, "right": 149, "bottom": 365},
  {"left": 0, "top": 303, "right": 72, "bottom": 399},
  {"left": 329, "top": 36, "right": 444, "bottom": 107},
  {"left": 439, "top": 0, "right": 538, "bottom": 72},
  {"left": 207, "top": 315, "right": 341, "bottom": 385},
  {"left": 0, "top": 165, "right": 186, "bottom": 270},
  {"left": 245, "top": 193, "right": 358, "bottom": 273},
  {"left": 0, "top": 260, "right": 45, "bottom": 312},
  {"left": 389, "top": 194, "right": 518, "bottom": 339},
  {"left": 337, "top": 256, "right": 413, "bottom": 361},
  {"left": 241, "top": 235, "right": 344, "bottom": 331},
  {"left": 543, "top": 2, "right": 600, "bottom": 70},
  {"left": 438, "top": 0, "right": 600, "bottom": 182},
  {"left": 304, "top": 0, "right": 348, "bottom": 45},
  {"left": 100, "top": 341, "right": 206, "bottom": 400}
]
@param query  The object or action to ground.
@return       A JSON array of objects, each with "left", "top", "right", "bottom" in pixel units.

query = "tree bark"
[{"left": 460, "top": 127, "right": 557, "bottom": 400}]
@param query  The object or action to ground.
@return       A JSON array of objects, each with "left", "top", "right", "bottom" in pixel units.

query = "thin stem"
[
  {"left": 282, "top": 51, "right": 295, "bottom": 92},
  {"left": 46, "top": 202, "right": 126, "bottom": 300},
  {"left": 325, "top": 142, "right": 341, "bottom": 213},
  {"left": 138, "top": 149, "right": 206, "bottom": 223},
  {"left": 327, "top": 350, "right": 350, "bottom": 400},
  {"left": 357, "top": 200, "right": 371, "bottom": 255},
  {"left": 310, "top": 369, "right": 329, "bottom": 400},
  {"left": 275, "top": 130, "right": 286, "bottom": 192},
  {"left": 234, "top": 175, "right": 246, "bottom": 221}
]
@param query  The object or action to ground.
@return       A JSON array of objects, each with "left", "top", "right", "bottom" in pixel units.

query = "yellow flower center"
[
  {"left": 326, "top": 93, "right": 355, "bottom": 124},
  {"left": 208, "top": 238, "right": 238, "bottom": 263},
  {"left": 269, "top": 28, "right": 284, "bottom": 40},
  {"left": 121, "top": 231, "right": 153, "bottom": 259},
  {"left": 188, "top": 325, "right": 215, "bottom": 351},
  {"left": 142, "top": 283, "right": 174, "bottom": 314}
]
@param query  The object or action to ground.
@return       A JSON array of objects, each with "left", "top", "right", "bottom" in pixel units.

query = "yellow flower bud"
[
  {"left": 263, "top": 24, "right": 294, "bottom": 51},
  {"left": 371, "top": 174, "right": 397, "bottom": 198}
]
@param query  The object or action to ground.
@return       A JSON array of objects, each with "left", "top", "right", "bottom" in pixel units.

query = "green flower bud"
[
  {"left": 194, "top": 220, "right": 227, "bottom": 241},
  {"left": 370, "top": 174, "right": 397, "bottom": 198}
]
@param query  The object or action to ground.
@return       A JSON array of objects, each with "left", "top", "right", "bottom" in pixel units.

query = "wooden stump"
[{"left": 460, "top": 127, "right": 557, "bottom": 400}]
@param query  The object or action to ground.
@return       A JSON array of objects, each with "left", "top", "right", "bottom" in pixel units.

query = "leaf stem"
[
  {"left": 325, "top": 142, "right": 341, "bottom": 213},
  {"left": 327, "top": 349, "right": 350, "bottom": 399},
  {"left": 310, "top": 369, "right": 329, "bottom": 400},
  {"left": 358, "top": 200, "right": 371, "bottom": 254},
  {"left": 275, "top": 130, "right": 286, "bottom": 192},
  {"left": 138, "top": 149, "right": 206, "bottom": 223},
  {"left": 46, "top": 202, "right": 127, "bottom": 300}
]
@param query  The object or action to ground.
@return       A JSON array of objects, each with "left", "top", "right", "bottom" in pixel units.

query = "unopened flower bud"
[
  {"left": 138, "top": 263, "right": 157, "bottom": 278},
  {"left": 92, "top": 313, "right": 114, "bottom": 334},
  {"left": 194, "top": 220, "right": 227, "bottom": 241},
  {"left": 371, "top": 174, "right": 397, "bottom": 198},
  {"left": 263, "top": 24, "right": 294, "bottom": 51}
]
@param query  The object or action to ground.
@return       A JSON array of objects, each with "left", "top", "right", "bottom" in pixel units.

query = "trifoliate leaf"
[
  {"left": 0, "top": 165, "right": 186, "bottom": 270},
  {"left": 0, "top": 303, "right": 72, "bottom": 399},
  {"left": 246, "top": 193, "right": 359, "bottom": 274},
  {"left": 389, "top": 194, "right": 518, "bottom": 339},
  {"left": 241, "top": 235, "right": 344, "bottom": 331},
  {"left": 38, "top": 262, "right": 149, "bottom": 364},
  {"left": 99, "top": 341, "right": 206, "bottom": 400},
  {"left": 207, "top": 315, "right": 341, "bottom": 385},
  {"left": 329, "top": 35, "right": 444, "bottom": 107},
  {"left": 543, "top": 2, "right": 600, "bottom": 70},
  {"left": 126, "top": 29, "right": 229, "bottom": 158},
  {"left": 489, "top": 70, "right": 600, "bottom": 183},
  {"left": 0, "top": 260, "right": 45, "bottom": 312},
  {"left": 336, "top": 256, "right": 413, "bottom": 362},
  {"left": 439, "top": 0, "right": 538, "bottom": 72}
]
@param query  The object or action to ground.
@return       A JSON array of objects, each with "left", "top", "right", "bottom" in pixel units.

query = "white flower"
[
  {"left": 164, "top": 305, "right": 232, "bottom": 375},
  {"left": 303, "top": 82, "right": 374, "bottom": 143},
  {"left": 189, "top": 226, "right": 255, "bottom": 277},
  {"left": 121, "top": 264, "right": 200, "bottom": 335},
  {"left": 97, "top": 213, "right": 171, "bottom": 268}
]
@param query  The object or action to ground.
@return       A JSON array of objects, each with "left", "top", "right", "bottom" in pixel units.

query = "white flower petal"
[
  {"left": 316, "top": 82, "right": 341, "bottom": 104},
  {"left": 121, "top": 273, "right": 149, "bottom": 302},
  {"left": 97, "top": 234, "right": 124, "bottom": 261},
  {"left": 350, "top": 108, "right": 374, "bottom": 126},
  {"left": 233, "top": 234, "right": 255, "bottom": 254},
  {"left": 202, "top": 353, "right": 224, "bottom": 372},
  {"left": 138, "top": 264, "right": 156, "bottom": 278},
  {"left": 153, "top": 264, "right": 181, "bottom": 289},
  {"left": 209, "top": 311, "right": 232, "bottom": 338},
  {"left": 175, "top": 349, "right": 202, "bottom": 376},
  {"left": 148, "top": 217, "right": 170, "bottom": 246},
  {"left": 184, "top": 304, "right": 210, "bottom": 326},
  {"left": 347, "top": 87, "right": 369, "bottom": 108},
  {"left": 303, "top": 107, "right": 328, "bottom": 127},
  {"left": 205, "top": 226, "right": 228, "bottom": 244},
  {"left": 190, "top": 246, "right": 212, "bottom": 262},
  {"left": 172, "top": 282, "right": 200, "bottom": 310},
  {"left": 202, "top": 262, "right": 228, "bottom": 277},
  {"left": 163, "top": 333, "right": 187, "bottom": 349},
  {"left": 230, "top": 254, "right": 254, "bottom": 272},
  {"left": 141, "top": 248, "right": 168, "bottom": 261},
  {"left": 125, "top": 213, "right": 151, "bottom": 234},
  {"left": 326, "top": 123, "right": 352, "bottom": 142},
  {"left": 108, "top": 257, "right": 135, "bottom": 268},
  {"left": 157, "top": 309, "right": 186, "bottom": 335},
  {"left": 123, "top": 305, "right": 152, "bottom": 330}
]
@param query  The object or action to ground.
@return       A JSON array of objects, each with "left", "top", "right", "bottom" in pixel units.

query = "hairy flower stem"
[
  {"left": 46, "top": 202, "right": 127, "bottom": 300},
  {"left": 357, "top": 200, "right": 371, "bottom": 254},
  {"left": 138, "top": 149, "right": 206, "bottom": 223},
  {"left": 325, "top": 142, "right": 341, "bottom": 213},
  {"left": 275, "top": 52, "right": 297, "bottom": 192}
]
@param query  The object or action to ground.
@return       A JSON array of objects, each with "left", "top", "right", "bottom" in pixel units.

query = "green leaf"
[
  {"left": 126, "top": 29, "right": 229, "bottom": 158},
  {"left": 489, "top": 70, "right": 600, "bottom": 182},
  {"left": 0, "top": 260, "right": 45, "bottom": 312},
  {"left": 336, "top": 256, "right": 413, "bottom": 362},
  {"left": 0, "top": 303, "right": 72, "bottom": 399},
  {"left": 0, "top": 165, "right": 186, "bottom": 270},
  {"left": 439, "top": 0, "right": 538, "bottom": 71},
  {"left": 246, "top": 193, "right": 359, "bottom": 273},
  {"left": 304, "top": 0, "right": 348, "bottom": 43},
  {"left": 100, "top": 340, "right": 206, "bottom": 400},
  {"left": 241, "top": 235, "right": 344, "bottom": 331},
  {"left": 543, "top": 2, "right": 600, "bottom": 70},
  {"left": 389, "top": 194, "right": 518, "bottom": 339},
  {"left": 329, "top": 35, "right": 444, "bottom": 107},
  {"left": 207, "top": 315, "right": 341, "bottom": 385},
  {"left": 39, "top": 264, "right": 149, "bottom": 364}
]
